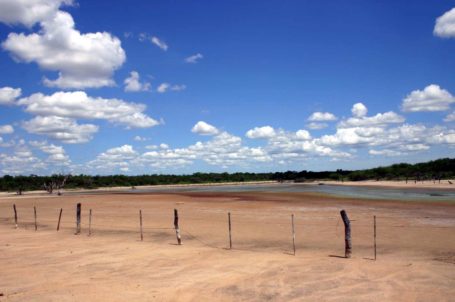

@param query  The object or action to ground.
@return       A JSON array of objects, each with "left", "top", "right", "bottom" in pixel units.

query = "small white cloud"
[
  {"left": 157, "top": 83, "right": 170, "bottom": 93},
  {"left": 434, "top": 7, "right": 455, "bottom": 38},
  {"left": 124, "top": 71, "right": 151, "bottom": 92},
  {"left": 0, "top": 125, "right": 14, "bottom": 134},
  {"left": 159, "top": 143, "right": 169, "bottom": 149},
  {"left": 171, "top": 84, "right": 186, "bottom": 91},
  {"left": 246, "top": 126, "right": 276, "bottom": 139},
  {"left": 0, "top": 87, "right": 21, "bottom": 105},
  {"left": 307, "top": 122, "right": 328, "bottom": 130},
  {"left": 351, "top": 103, "right": 368, "bottom": 117},
  {"left": 402, "top": 84, "right": 455, "bottom": 112},
  {"left": 138, "top": 32, "right": 148, "bottom": 42},
  {"left": 444, "top": 111, "right": 455, "bottom": 122},
  {"left": 185, "top": 53, "right": 203, "bottom": 63},
  {"left": 157, "top": 83, "right": 186, "bottom": 93},
  {"left": 191, "top": 121, "right": 219, "bottom": 136},
  {"left": 133, "top": 135, "right": 148, "bottom": 142},
  {"left": 151, "top": 36, "right": 168, "bottom": 51},
  {"left": 308, "top": 112, "right": 337, "bottom": 122}
]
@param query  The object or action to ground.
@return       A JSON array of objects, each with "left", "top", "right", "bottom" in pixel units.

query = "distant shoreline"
[
  {"left": 317, "top": 179, "right": 455, "bottom": 190},
  {"left": 1, "top": 179, "right": 455, "bottom": 198}
]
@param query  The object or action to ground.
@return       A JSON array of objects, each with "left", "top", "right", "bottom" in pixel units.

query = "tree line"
[{"left": 0, "top": 158, "right": 454, "bottom": 192}]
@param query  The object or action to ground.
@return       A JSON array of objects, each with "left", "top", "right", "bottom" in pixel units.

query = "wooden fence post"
[
  {"left": 228, "top": 212, "right": 232, "bottom": 249},
  {"left": 292, "top": 214, "right": 296, "bottom": 256},
  {"left": 374, "top": 215, "right": 377, "bottom": 261},
  {"left": 13, "top": 204, "right": 18, "bottom": 229},
  {"left": 34, "top": 206, "right": 37, "bottom": 231},
  {"left": 139, "top": 210, "right": 143, "bottom": 241},
  {"left": 174, "top": 209, "right": 181, "bottom": 245},
  {"left": 75, "top": 203, "right": 81, "bottom": 235},
  {"left": 88, "top": 209, "right": 92, "bottom": 236},
  {"left": 57, "top": 208, "right": 63, "bottom": 231},
  {"left": 340, "top": 210, "right": 352, "bottom": 258}
]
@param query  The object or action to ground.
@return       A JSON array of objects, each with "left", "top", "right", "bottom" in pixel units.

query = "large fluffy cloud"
[
  {"left": 22, "top": 115, "right": 98, "bottom": 144},
  {"left": 1, "top": 6, "right": 126, "bottom": 89},
  {"left": 434, "top": 7, "right": 455, "bottom": 38},
  {"left": 18, "top": 91, "right": 159, "bottom": 128},
  {"left": 0, "top": 0, "right": 72, "bottom": 27},
  {"left": 401, "top": 84, "right": 455, "bottom": 112}
]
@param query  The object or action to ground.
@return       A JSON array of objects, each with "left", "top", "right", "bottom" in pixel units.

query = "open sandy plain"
[{"left": 0, "top": 189, "right": 454, "bottom": 301}]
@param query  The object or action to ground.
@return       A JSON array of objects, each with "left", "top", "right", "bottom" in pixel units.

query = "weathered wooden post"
[
  {"left": 34, "top": 206, "right": 37, "bottom": 231},
  {"left": 139, "top": 210, "right": 143, "bottom": 241},
  {"left": 340, "top": 210, "right": 352, "bottom": 258},
  {"left": 228, "top": 212, "right": 232, "bottom": 249},
  {"left": 291, "top": 214, "right": 296, "bottom": 256},
  {"left": 374, "top": 215, "right": 377, "bottom": 261},
  {"left": 88, "top": 209, "right": 92, "bottom": 236},
  {"left": 13, "top": 204, "right": 18, "bottom": 228},
  {"left": 75, "top": 203, "right": 81, "bottom": 235},
  {"left": 174, "top": 209, "right": 181, "bottom": 245},
  {"left": 57, "top": 208, "right": 63, "bottom": 231}
]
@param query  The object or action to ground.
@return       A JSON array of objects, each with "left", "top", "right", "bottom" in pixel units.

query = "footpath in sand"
[{"left": 0, "top": 191, "right": 454, "bottom": 301}]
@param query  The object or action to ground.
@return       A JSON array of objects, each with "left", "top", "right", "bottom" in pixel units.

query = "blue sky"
[{"left": 0, "top": 0, "right": 454, "bottom": 175}]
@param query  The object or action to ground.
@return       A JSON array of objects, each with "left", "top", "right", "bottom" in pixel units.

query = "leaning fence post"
[
  {"left": 174, "top": 209, "right": 181, "bottom": 245},
  {"left": 57, "top": 208, "right": 63, "bottom": 231},
  {"left": 13, "top": 204, "right": 18, "bottom": 228},
  {"left": 291, "top": 214, "right": 296, "bottom": 256},
  {"left": 139, "top": 210, "right": 143, "bottom": 241},
  {"left": 88, "top": 209, "right": 92, "bottom": 236},
  {"left": 340, "top": 210, "right": 352, "bottom": 258},
  {"left": 228, "top": 212, "right": 232, "bottom": 249},
  {"left": 374, "top": 215, "right": 377, "bottom": 261},
  {"left": 34, "top": 206, "right": 37, "bottom": 231},
  {"left": 75, "top": 203, "right": 81, "bottom": 235}
]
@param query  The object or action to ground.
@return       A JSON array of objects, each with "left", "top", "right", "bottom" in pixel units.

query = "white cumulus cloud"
[
  {"left": 0, "top": 0, "right": 72, "bottom": 27},
  {"left": 351, "top": 103, "right": 368, "bottom": 117},
  {"left": 23, "top": 115, "right": 98, "bottom": 144},
  {"left": 0, "top": 87, "right": 21, "bottom": 105},
  {"left": 434, "top": 7, "right": 455, "bottom": 38},
  {"left": 18, "top": 91, "right": 159, "bottom": 128},
  {"left": 2, "top": 9, "right": 126, "bottom": 89},
  {"left": 246, "top": 126, "right": 276, "bottom": 139},
  {"left": 191, "top": 121, "right": 219, "bottom": 136},
  {"left": 401, "top": 84, "right": 455, "bottom": 112},
  {"left": 0, "top": 125, "right": 14, "bottom": 134},
  {"left": 124, "top": 71, "right": 151, "bottom": 92},
  {"left": 308, "top": 112, "right": 337, "bottom": 121}
]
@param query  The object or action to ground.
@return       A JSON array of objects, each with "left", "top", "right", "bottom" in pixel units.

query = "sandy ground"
[{"left": 0, "top": 191, "right": 454, "bottom": 301}]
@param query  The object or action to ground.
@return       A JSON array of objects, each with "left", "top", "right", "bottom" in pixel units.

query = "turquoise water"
[{"left": 125, "top": 182, "right": 455, "bottom": 202}]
